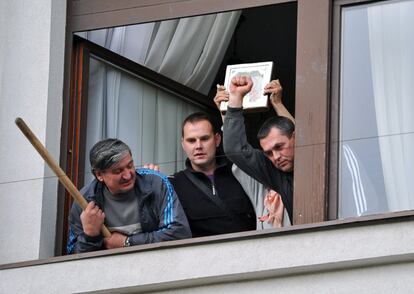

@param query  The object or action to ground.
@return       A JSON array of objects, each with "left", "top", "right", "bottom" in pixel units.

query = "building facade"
[{"left": 1, "top": 0, "right": 414, "bottom": 292}]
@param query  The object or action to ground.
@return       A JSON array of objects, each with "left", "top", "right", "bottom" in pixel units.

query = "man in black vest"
[{"left": 171, "top": 112, "right": 256, "bottom": 237}]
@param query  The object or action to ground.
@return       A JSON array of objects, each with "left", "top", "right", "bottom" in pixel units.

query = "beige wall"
[
  {"left": 1, "top": 219, "right": 414, "bottom": 293},
  {"left": 0, "top": 0, "right": 66, "bottom": 263}
]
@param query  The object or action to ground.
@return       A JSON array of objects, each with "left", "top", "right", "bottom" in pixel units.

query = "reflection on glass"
[
  {"left": 339, "top": 0, "right": 414, "bottom": 218},
  {"left": 84, "top": 57, "right": 203, "bottom": 184}
]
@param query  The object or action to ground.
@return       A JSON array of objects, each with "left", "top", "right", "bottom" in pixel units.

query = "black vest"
[{"left": 172, "top": 159, "right": 256, "bottom": 237}]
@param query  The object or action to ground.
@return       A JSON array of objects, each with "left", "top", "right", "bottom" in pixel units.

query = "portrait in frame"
[{"left": 219, "top": 61, "right": 273, "bottom": 112}]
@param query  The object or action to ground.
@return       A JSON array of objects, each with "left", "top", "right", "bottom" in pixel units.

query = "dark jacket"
[
  {"left": 171, "top": 158, "right": 256, "bottom": 238},
  {"left": 223, "top": 107, "right": 293, "bottom": 222},
  {"left": 67, "top": 168, "right": 191, "bottom": 254}
]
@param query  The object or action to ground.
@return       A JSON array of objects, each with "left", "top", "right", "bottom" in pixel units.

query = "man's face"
[
  {"left": 95, "top": 153, "right": 136, "bottom": 195},
  {"left": 181, "top": 120, "right": 221, "bottom": 173},
  {"left": 259, "top": 127, "right": 295, "bottom": 172}
]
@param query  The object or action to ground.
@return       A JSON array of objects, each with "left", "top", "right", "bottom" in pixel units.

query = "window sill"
[{"left": 1, "top": 210, "right": 414, "bottom": 292}]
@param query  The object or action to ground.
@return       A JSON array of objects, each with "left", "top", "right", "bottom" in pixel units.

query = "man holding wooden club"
[{"left": 67, "top": 138, "right": 191, "bottom": 253}]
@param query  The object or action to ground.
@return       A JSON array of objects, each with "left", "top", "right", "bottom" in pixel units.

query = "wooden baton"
[{"left": 15, "top": 117, "right": 111, "bottom": 238}]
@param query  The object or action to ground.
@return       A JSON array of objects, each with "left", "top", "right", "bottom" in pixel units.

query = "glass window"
[
  {"left": 84, "top": 56, "right": 203, "bottom": 184},
  {"left": 338, "top": 0, "right": 414, "bottom": 218}
]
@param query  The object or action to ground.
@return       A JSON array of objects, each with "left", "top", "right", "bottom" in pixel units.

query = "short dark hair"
[
  {"left": 89, "top": 138, "right": 131, "bottom": 172},
  {"left": 181, "top": 112, "right": 217, "bottom": 137},
  {"left": 257, "top": 116, "right": 295, "bottom": 140}
]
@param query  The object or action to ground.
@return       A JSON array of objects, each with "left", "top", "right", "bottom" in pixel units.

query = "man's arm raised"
[{"left": 223, "top": 75, "right": 293, "bottom": 221}]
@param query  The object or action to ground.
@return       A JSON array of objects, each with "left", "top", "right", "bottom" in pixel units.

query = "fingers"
[
  {"left": 85, "top": 201, "right": 98, "bottom": 213},
  {"left": 83, "top": 201, "right": 104, "bottom": 219},
  {"left": 104, "top": 232, "right": 127, "bottom": 249},
  {"left": 214, "top": 91, "right": 229, "bottom": 104},
  {"left": 264, "top": 79, "right": 280, "bottom": 89},
  {"left": 231, "top": 75, "right": 253, "bottom": 86},
  {"left": 144, "top": 163, "right": 160, "bottom": 172},
  {"left": 264, "top": 79, "right": 282, "bottom": 96},
  {"left": 80, "top": 201, "right": 105, "bottom": 236}
]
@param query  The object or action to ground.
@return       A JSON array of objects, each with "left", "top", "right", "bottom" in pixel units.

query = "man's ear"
[
  {"left": 181, "top": 137, "right": 184, "bottom": 149},
  {"left": 94, "top": 170, "right": 104, "bottom": 182},
  {"left": 214, "top": 132, "right": 222, "bottom": 147}
]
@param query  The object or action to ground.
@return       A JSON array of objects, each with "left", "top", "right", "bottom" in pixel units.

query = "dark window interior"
[{"left": 209, "top": 3, "right": 297, "bottom": 147}]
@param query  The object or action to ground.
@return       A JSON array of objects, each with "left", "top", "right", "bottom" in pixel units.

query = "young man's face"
[
  {"left": 181, "top": 119, "right": 221, "bottom": 173},
  {"left": 95, "top": 153, "right": 136, "bottom": 195},
  {"left": 259, "top": 127, "right": 295, "bottom": 172}
]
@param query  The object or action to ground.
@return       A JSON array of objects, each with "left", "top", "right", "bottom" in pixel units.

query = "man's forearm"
[
  {"left": 271, "top": 101, "right": 295, "bottom": 124},
  {"left": 223, "top": 107, "right": 265, "bottom": 179},
  {"left": 223, "top": 107, "right": 287, "bottom": 196},
  {"left": 228, "top": 93, "right": 244, "bottom": 108}
]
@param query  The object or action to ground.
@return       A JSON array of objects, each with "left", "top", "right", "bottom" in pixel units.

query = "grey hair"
[
  {"left": 89, "top": 138, "right": 131, "bottom": 172},
  {"left": 257, "top": 116, "right": 295, "bottom": 140}
]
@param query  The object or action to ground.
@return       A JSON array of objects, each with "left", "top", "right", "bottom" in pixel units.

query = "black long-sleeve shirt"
[{"left": 223, "top": 107, "right": 293, "bottom": 222}]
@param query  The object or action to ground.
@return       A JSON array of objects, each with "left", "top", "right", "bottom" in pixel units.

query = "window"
[
  {"left": 60, "top": 1, "right": 298, "bottom": 254},
  {"left": 82, "top": 51, "right": 205, "bottom": 184},
  {"left": 331, "top": 0, "right": 414, "bottom": 218}
]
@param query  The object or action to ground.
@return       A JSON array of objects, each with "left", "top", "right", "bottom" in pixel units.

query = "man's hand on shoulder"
[
  {"left": 228, "top": 75, "right": 253, "bottom": 108},
  {"left": 104, "top": 232, "right": 128, "bottom": 249},
  {"left": 80, "top": 201, "right": 105, "bottom": 237},
  {"left": 143, "top": 163, "right": 160, "bottom": 172}
]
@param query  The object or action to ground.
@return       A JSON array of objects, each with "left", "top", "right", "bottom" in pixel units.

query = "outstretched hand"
[{"left": 228, "top": 75, "right": 253, "bottom": 108}]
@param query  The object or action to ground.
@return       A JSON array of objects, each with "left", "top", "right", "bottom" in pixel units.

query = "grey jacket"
[
  {"left": 223, "top": 107, "right": 294, "bottom": 222},
  {"left": 67, "top": 168, "right": 191, "bottom": 254}
]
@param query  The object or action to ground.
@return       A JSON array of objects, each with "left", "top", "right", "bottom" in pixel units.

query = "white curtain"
[
  {"left": 78, "top": 11, "right": 241, "bottom": 94},
  {"left": 84, "top": 58, "right": 201, "bottom": 183},
  {"left": 80, "top": 12, "right": 240, "bottom": 182},
  {"left": 367, "top": 0, "right": 414, "bottom": 211}
]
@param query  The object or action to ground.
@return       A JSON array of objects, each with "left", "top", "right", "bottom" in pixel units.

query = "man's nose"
[
  {"left": 121, "top": 169, "right": 132, "bottom": 179},
  {"left": 272, "top": 150, "right": 281, "bottom": 162},
  {"left": 195, "top": 140, "right": 202, "bottom": 149}
]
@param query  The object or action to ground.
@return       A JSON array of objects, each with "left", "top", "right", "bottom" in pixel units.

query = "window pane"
[
  {"left": 84, "top": 57, "right": 203, "bottom": 184},
  {"left": 339, "top": 0, "right": 414, "bottom": 218},
  {"left": 76, "top": 11, "right": 241, "bottom": 95}
]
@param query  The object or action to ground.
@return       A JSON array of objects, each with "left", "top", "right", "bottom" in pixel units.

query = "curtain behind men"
[{"left": 80, "top": 12, "right": 240, "bottom": 183}]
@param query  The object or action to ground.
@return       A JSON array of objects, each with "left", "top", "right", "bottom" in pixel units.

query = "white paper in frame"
[{"left": 219, "top": 61, "right": 273, "bottom": 112}]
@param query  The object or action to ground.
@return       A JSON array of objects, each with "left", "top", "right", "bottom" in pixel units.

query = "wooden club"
[{"left": 15, "top": 117, "right": 111, "bottom": 238}]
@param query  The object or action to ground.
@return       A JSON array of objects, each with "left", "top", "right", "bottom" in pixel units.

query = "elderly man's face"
[
  {"left": 181, "top": 119, "right": 221, "bottom": 173},
  {"left": 259, "top": 127, "right": 295, "bottom": 172},
  {"left": 95, "top": 153, "right": 136, "bottom": 195}
]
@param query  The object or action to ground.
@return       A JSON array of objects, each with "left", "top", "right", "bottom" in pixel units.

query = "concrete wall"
[
  {"left": 0, "top": 0, "right": 66, "bottom": 263},
  {"left": 1, "top": 219, "right": 413, "bottom": 293}
]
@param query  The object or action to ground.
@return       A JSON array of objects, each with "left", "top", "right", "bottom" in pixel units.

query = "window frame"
[
  {"left": 58, "top": 0, "right": 329, "bottom": 255},
  {"left": 56, "top": 0, "right": 413, "bottom": 257},
  {"left": 61, "top": 35, "right": 217, "bottom": 253},
  {"left": 328, "top": 0, "right": 405, "bottom": 219},
  {"left": 68, "top": 35, "right": 217, "bottom": 190}
]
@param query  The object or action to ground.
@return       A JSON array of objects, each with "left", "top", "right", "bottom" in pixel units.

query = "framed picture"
[{"left": 219, "top": 61, "right": 273, "bottom": 112}]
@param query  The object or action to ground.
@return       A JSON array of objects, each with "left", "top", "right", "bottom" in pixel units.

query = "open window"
[{"left": 61, "top": 2, "right": 298, "bottom": 253}]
